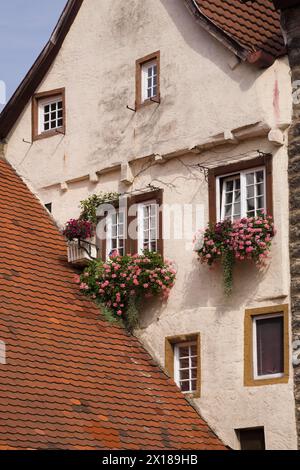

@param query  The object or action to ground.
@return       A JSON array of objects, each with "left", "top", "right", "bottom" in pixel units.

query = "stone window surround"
[
  {"left": 135, "top": 51, "right": 160, "bottom": 110},
  {"left": 165, "top": 333, "right": 201, "bottom": 399},
  {"left": 208, "top": 154, "right": 273, "bottom": 224},
  {"left": 32, "top": 88, "right": 66, "bottom": 142},
  {"left": 244, "top": 304, "right": 289, "bottom": 387}
]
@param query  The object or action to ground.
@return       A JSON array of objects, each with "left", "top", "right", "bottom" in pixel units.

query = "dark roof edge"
[
  {"left": 0, "top": 0, "right": 84, "bottom": 140},
  {"left": 185, "top": 0, "right": 278, "bottom": 69}
]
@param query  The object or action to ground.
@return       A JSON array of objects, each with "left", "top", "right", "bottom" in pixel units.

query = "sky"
[{"left": 0, "top": 0, "right": 67, "bottom": 110}]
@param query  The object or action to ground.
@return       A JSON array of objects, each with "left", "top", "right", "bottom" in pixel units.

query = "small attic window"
[
  {"left": 136, "top": 52, "right": 160, "bottom": 109},
  {"left": 32, "top": 88, "right": 65, "bottom": 141}
]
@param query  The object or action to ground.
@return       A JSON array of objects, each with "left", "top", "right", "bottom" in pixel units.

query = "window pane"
[
  {"left": 256, "top": 171, "right": 264, "bottom": 183},
  {"left": 256, "top": 316, "right": 284, "bottom": 376},
  {"left": 180, "top": 381, "right": 190, "bottom": 392},
  {"left": 180, "top": 369, "right": 190, "bottom": 380},
  {"left": 256, "top": 183, "right": 264, "bottom": 196},
  {"left": 225, "top": 205, "right": 232, "bottom": 218},
  {"left": 226, "top": 193, "right": 233, "bottom": 204},
  {"left": 247, "top": 186, "right": 254, "bottom": 199},
  {"left": 257, "top": 196, "right": 264, "bottom": 209},
  {"left": 233, "top": 203, "right": 241, "bottom": 217},
  {"left": 235, "top": 190, "right": 241, "bottom": 202},
  {"left": 226, "top": 180, "right": 233, "bottom": 192},
  {"left": 179, "top": 346, "right": 189, "bottom": 358},
  {"left": 246, "top": 173, "right": 254, "bottom": 185},
  {"left": 44, "top": 105, "right": 50, "bottom": 113},
  {"left": 247, "top": 198, "right": 255, "bottom": 212},
  {"left": 179, "top": 358, "right": 189, "bottom": 369}
]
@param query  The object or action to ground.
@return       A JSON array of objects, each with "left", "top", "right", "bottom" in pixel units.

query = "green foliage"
[
  {"left": 75, "top": 251, "right": 176, "bottom": 331},
  {"left": 221, "top": 249, "right": 235, "bottom": 296},
  {"left": 79, "top": 192, "right": 120, "bottom": 223},
  {"left": 124, "top": 298, "right": 139, "bottom": 333}
]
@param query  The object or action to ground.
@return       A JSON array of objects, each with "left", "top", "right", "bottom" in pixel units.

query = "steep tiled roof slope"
[
  {"left": 0, "top": 159, "right": 225, "bottom": 450},
  {"left": 195, "top": 0, "right": 285, "bottom": 58}
]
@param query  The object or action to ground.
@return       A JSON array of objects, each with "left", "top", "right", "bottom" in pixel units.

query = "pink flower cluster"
[
  {"left": 75, "top": 251, "right": 176, "bottom": 318},
  {"left": 197, "top": 213, "right": 275, "bottom": 266},
  {"left": 63, "top": 218, "right": 93, "bottom": 241}
]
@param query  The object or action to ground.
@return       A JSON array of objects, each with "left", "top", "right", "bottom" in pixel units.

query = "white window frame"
[
  {"left": 141, "top": 60, "right": 158, "bottom": 102},
  {"left": 252, "top": 313, "right": 284, "bottom": 381},
  {"left": 137, "top": 200, "right": 159, "bottom": 254},
  {"left": 216, "top": 166, "right": 266, "bottom": 222},
  {"left": 174, "top": 341, "right": 198, "bottom": 394},
  {"left": 106, "top": 210, "right": 126, "bottom": 259},
  {"left": 38, "top": 95, "right": 63, "bottom": 134}
]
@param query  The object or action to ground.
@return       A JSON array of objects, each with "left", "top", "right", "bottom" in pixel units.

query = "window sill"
[
  {"left": 136, "top": 96, "right": 160, "bottom": 110},
  {"left": 244, "top": 374, "right": 289, "bottom": 387},
  {"left": 33, "top": 127, "right": 65, "bottom": 142}
]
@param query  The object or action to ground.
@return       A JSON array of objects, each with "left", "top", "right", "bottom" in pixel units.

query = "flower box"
[{"left": 67, "top": 239, "right": 97, "bottom": 266}]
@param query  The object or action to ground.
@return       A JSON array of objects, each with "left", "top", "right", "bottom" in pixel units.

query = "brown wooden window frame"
[
  {"left": 165, "top": 333, "right": 201, "bottom": 399},
  {"left": 32, "top": 88, "right": 66, "bottom": 141},
  {"left": 136, "top": 51, "right": 160, "bottom": 110},
  {"left": 208, "top": 155, "right": 273, "bottom": 224},
  {"left": 244, "top": 304, "right": 289, "bottom": 387},
  {"left": 97, "top": 189, "right": 163, "bottom": 261}
]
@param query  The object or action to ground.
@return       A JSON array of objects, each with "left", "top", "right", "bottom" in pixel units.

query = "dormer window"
[
  {"left": 32, "top": 88, "right": 65, "bottom": 141},
  {"left": 136, "top": 52, "right": 160, "bottom": 109}
]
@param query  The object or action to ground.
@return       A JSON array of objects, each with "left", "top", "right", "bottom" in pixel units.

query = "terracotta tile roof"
[
  {"left": 0, "top": 159, "right": 225, "bottom": 450},
  {"left": 194, "top": 0, "right": 285, "bottom": 58}
]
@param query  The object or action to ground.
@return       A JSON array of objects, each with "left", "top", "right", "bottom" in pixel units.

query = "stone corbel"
[
  {"left": 268, "top": 128, "right": 285, "bottom": 146},
  {"left": 60, "top": 182, "right": 69, "bottom": 192},
  {"left": 120, "top": 163, "right": 134, "bottom": 186},
  {"left": 89, "top": 172, "right": 99, "bottom": 184},
  {"left": 154, "top": 154, "right": 166, "bottom": 164}
]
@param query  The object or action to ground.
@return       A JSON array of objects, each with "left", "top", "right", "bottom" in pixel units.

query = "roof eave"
[
  {"left": 0, "top": 0, "right": 84, "bottom": 141},
  {"left": 185, "top": 0, "right": 277, "bottom": 69}
]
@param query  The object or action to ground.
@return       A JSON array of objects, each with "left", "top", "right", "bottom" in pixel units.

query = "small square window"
[
  {"left": 236, "top": 427, "right": 265, "bottom": 450},
  {"left": 136, "top": 52, "right": 160, "bottom": 109},
  {"left": 32, "top": 88, "right": 65, "bottom": 141}
]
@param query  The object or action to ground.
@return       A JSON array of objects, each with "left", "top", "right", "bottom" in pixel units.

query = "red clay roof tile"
[
  {"left": 0, "top": 159, "right": 225, "bottom": 450},
  {"left": 195, "top": 0, "right": 285, "bottom": 58}
]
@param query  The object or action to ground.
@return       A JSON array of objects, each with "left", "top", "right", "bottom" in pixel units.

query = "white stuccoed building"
[{"left": 0, "top": 0, "right": 297, "bottom": 449}]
